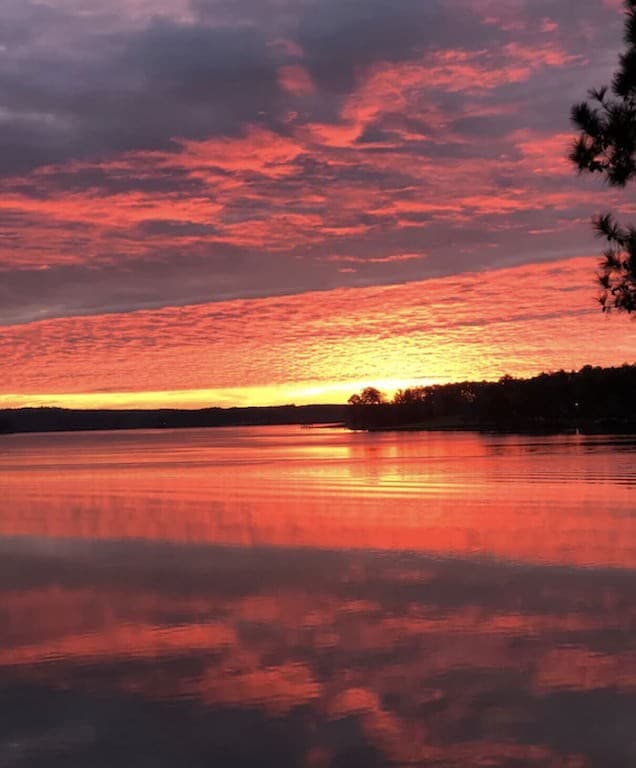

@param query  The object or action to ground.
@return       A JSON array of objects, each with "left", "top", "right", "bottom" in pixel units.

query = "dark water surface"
[{"left": 1, "top": 427, "right": 635, "bottom": 767}]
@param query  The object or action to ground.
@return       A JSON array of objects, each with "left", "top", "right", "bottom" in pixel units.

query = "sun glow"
[
  {"left": 0, "top": 378, "right": 434, "bottom": 410},
  {"left": 1, "top": 257, "right": 634, "bottom": 410}
]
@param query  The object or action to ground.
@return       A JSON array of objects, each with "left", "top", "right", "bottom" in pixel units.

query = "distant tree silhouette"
[
  {"left": 393, "top": 387, "right": 427, "bottom": 405},
  {"left": 346, "top": 365, "right": 636, "bottom": 431},
  {"left": 348, "top": 386, "right": 386, "bottom": 406},
  {"left": 570, "top": 0, "right": 636, "bottom": 312}
]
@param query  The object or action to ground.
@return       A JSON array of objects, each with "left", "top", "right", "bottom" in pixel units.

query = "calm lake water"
[{"left": 1, "top": 426, "right": 635, "bottom": 767}]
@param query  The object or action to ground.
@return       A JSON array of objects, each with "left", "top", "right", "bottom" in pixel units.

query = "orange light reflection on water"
[{"left": 1, "top": 428, "right": 635, "bottom": 569}]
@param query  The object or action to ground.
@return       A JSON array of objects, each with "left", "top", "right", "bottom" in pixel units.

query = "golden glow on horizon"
[
  {"left": 0, "top": 378, "right": 433, "bottom": 410},
  {"left": 1, "top": 257, "right": 634, "bottom": 410}
]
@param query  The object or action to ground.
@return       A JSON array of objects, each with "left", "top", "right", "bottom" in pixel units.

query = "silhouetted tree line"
[{"left": 346, "top": 364, "right": 636, "bottom": 432}]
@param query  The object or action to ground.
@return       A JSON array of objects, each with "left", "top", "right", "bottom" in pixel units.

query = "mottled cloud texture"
[
  {"left": 0, "top": 0, "right": 634, "bottom": 403},
  {"left": 1, "top": 258, "right": 634, "bottom": 407}
]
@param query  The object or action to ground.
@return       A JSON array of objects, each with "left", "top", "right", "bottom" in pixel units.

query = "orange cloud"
[
  {"left": 0, "top": 32, "right": 598, "bottom": 286},
  {"left": 0, "top": 256, "right": 634, "bottom": 407}
]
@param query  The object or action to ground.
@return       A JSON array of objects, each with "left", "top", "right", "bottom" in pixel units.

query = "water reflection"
[
  {"left": 1, "top": 428, "right": 636, "bottom": 766},
  {"left": 1, "top": 429, "right": 635, "bottom": 569}
]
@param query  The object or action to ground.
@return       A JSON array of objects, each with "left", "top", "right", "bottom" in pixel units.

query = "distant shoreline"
[
  {"left": 0, "top": 404, "right": 348, "bottom": 436},
  {"left": 3, "top": 364, "right": 635, "bottom": 437},
  {"left": 0, "top": 407, "right": 634, "bottom": 438}
]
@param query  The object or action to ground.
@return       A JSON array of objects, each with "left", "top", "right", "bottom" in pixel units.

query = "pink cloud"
[
  {"left": 0, "top": 256, "right": 633, "bottom": 407},
  {"left": 277, "top": 64, "right": 315, "bottom": 96}
]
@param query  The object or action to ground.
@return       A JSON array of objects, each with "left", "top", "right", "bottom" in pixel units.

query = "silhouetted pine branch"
[{"left": 570, "top": 0, "right": 636, "bottom": 311}]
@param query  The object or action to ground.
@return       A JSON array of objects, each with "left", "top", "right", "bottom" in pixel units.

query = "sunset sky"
[{"left": 1, "top": 0, "right": 635, "bottom": 408}]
